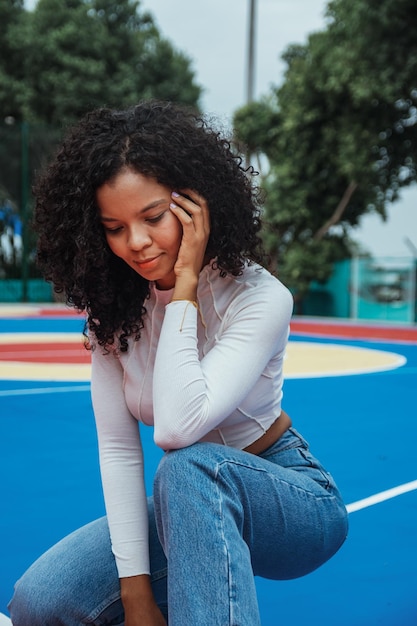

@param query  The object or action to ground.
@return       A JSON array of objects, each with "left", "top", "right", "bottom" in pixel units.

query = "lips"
[{"left": 134, "top": 255, "right": 160, "bottom": 268}]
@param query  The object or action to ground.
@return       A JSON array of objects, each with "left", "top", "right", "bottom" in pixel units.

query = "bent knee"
[
  {"left": 9, "top": 569, "right": 56, "bottom": 626},
  {"left": 154, "top": 444, "right": 237, "bottom": 507},
  {"left": 155, "top": 442, "right": 223, "bottom": 483}
]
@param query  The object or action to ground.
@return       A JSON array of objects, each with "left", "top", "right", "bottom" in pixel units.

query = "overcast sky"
[{"left": 25, "top": 0, "right": 417, "bottom": 258}]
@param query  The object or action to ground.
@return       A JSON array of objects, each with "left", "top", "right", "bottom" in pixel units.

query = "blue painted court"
[{"left": 1, "top": 307, "right": 416, "bottom": 624}]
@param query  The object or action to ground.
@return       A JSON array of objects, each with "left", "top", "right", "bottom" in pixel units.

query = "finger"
[
  {"left": 169, "top": 201, "right": 193, "bottom": 225},
  {"left": 170, "top": 195, "right": 200, "bottom": 232},
  {"left": 173, "top": 190, "right": 210, "bottom": 233},
  {"left": 177, "top": 189, "right": 202, "bottom": 205}
]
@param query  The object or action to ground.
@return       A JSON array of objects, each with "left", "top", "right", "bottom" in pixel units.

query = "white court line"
[
  {"left": 346, "top": 480, "right": 417, "bottom": 513},
  {"left": 0, "top": 385, "right": 90, "bottom": 397}
]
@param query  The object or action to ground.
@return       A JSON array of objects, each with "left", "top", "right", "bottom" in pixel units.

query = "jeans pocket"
[
  {"left": 297, "top": 447, "right": 334, "bottom": 491},
  {"left": 260, "top": 428, "right": 339, "bottom": 494}
]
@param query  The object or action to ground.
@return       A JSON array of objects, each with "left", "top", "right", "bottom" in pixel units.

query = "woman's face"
[{"left": 96, "top": 168, "right": 182, "bottom": 290}]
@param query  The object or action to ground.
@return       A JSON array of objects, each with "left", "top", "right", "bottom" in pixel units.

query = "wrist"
[
  {"left": 172, "top": 276, "right": 198, "bottom": 302},
  {"left": 120, "top": 574, "right": 155, "bottom": 605}
]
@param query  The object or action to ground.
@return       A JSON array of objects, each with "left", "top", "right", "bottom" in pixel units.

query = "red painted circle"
[{"left": 0, "top": 342, "right": 90, "bottom": 364}]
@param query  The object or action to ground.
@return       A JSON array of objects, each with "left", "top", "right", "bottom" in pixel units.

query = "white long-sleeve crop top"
[{"left": 90, "top": 262, "right": 293, "bottom": 577}]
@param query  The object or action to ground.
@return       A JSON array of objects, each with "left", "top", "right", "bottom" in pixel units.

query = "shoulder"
[
  {"left": 238, "top": 264, "right": 293, "bottom": 324},
  {"left": 200, "top": 262, "right": 293, "bottom": 325},
  {"left": 241, "top": 263, "right": 292, "bottom": 299},
  {"left": 204, "top": 261, "right": 292, "bottom": 302}
]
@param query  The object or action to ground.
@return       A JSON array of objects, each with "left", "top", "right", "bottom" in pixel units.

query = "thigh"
[
  {"left": 155, "top": 437, "right": 347, "bottom": 583},
  {"left": 243, "top": 429, "right": 348, "bottom": 579},
  {"left": 9, "top": 499, "right": 167, "bottom": 625}
]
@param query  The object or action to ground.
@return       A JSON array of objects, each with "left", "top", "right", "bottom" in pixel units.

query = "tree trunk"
[{"left": 314, "top": 181, "right": 358, "bottom": 241}]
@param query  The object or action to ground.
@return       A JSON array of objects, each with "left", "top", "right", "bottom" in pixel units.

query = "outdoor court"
[{"left": 1, "top": 305, "right": 416, "bottom": 625}]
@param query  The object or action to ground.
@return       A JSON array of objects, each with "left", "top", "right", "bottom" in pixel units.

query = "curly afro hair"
[{"left": 33, "top": 100, "right": 266, "bottom": 351}]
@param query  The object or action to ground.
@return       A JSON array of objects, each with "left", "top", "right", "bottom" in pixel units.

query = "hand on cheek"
[{"left": 169, "top": 190, "right": 210, "bottom": 296}]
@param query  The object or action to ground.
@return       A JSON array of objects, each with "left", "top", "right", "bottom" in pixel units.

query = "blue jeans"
[{"left": 9, "top": 429, "right": 348, "bottom": 625}]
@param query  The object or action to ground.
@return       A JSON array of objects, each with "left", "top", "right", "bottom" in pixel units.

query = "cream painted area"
[
  {"left": 0, "top": 334, "right": 407, "bottom": 381},
  {"left": 284, "top": 341, "right": 406, "bottom": 378}
]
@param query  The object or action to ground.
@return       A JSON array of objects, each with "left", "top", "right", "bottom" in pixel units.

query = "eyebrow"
[{"left": 100, "top": 199, "right": 167, "bottom": 222}]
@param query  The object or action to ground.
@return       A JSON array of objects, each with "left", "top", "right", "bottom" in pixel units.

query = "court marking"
[
  {"left": 1, "top": 310, "right": 416, "bottom": 624},
  {"left": 1, "top": 322, "right": 415, "bottom": 514},
  {"left": 346, "top": 480, "right": 417, "bottom": 513},
  {"left": 0, "top": 333, "right": 407, "bottom": 381},
  {"left": 0, "top": 385, "right": 90, "bottom": 397},
  {"left": 284, "top": 341, "right": 406, "bottom": 378},
  {"left": 1, "top": 382, "right": 416, "bottom": 519}
]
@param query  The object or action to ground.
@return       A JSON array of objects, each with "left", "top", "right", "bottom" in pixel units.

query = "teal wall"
[
  {"left": 302, "top": 258, "right": 417, "bottom": 323},
  {"left": 303, "top": 260, "right": 351, "bottom": 318},
  {"left": 0, "top": 279, "right": 53, "bottom": 303},
  {"left": 1, "top": 262, "right": 416, "bottom": 324}
]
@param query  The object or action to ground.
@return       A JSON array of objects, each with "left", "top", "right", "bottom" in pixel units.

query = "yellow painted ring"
[
  {"left": 284, "top": 341, "right": 406, "bottom": 378},
  {"left": 0, "top": 333, "right": 407, "bottom": 381}
]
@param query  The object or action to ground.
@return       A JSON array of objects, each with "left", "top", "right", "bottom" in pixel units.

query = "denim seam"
[
  {"left": 216, "top": 458, "right": 334, "bottom": 500},
  {"left": 150, "top": 566, "right": 168, "bottom": 582},
  {"left": 83, "top": 589, "right": 121, "bottom": 623},
  {"left": 299, "top": 448, "right": 331, "bottom": 490},
  {"left": 214, "top": 463, "right": 236, "bottom": 626}
]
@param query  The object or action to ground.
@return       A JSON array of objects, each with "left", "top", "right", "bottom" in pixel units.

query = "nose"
[{"left": 127, "top": 226, "right": 152, "bottom": 251}]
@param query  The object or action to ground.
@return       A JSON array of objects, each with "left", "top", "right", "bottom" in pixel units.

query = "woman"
[{"left": 9, "top": 100, "right": 348, "bottom": 626}]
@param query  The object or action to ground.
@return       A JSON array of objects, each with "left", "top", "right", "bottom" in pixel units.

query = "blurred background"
[{"left": 1, "top": 0, "right": 416, "bottom": 322}]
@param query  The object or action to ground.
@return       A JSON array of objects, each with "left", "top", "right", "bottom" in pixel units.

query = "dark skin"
[{"left": 97, "top": 176, "right": 210, "bottom": 625}]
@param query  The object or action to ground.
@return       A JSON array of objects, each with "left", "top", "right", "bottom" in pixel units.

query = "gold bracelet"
[
  {"left": 170, "top": 299, "right": 206, "bottom": 331},
  {"left": 171, "top": 298, "right": 198, "bottom": 308}
]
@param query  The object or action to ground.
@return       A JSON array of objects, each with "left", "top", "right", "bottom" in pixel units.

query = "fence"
[
  {"left": 0, "top": 121, "right": 62, "bottom": 301},
  {"left": 1, "top": 123, "right": 416, "bottom": 320},
  {"left": 304, "top": 257, "right": 417, "bottom": 323}
]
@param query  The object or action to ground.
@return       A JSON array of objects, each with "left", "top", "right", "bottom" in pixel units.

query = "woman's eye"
[
  {"left": 104, "top": 226, "right": 122, "bottom": 234},
  {"left": 146, "top": 212, "right": 165, "bottom": 224}
]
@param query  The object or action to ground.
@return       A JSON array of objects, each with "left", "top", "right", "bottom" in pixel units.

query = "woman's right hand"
[
  {"left": 124, "top": 604, "right": 167, "bottom": 626},
  {"left": 169, "top": 189, "right": 210, "bottom": 299},
  {"left": 121, "top": 575, "right": 167, "bottom": 626}
]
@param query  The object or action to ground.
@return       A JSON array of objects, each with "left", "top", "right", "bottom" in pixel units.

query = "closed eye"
[
  {"left": 103, "top": 225, "right": 123, "bottom": 234},
  {"left": 146, "top": 211, "right": 166, "bottom": 224}
]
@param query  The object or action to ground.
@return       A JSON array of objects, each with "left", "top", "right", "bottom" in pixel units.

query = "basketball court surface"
[{"left": 1, "top": 305, "right": 416, "bottom": 625}]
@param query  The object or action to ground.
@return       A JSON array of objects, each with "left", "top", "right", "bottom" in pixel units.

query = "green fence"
[{"left": 0, "top": 121, "right": 62, "bottom": 300}]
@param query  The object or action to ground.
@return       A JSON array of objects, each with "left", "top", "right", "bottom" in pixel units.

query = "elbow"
[
  {"left": 153, "top": 425, "right": 197, "bottom": 451},
  {"left": 153, "top": 399, "right": 209, "bottom": 450}
]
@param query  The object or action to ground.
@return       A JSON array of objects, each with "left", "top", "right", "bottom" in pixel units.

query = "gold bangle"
[
  {"left": 170, "top": 299, "right": 206, "bottom": 331},
  {"left": 170, "top": 299, "right": 198, "bottom": 308}
]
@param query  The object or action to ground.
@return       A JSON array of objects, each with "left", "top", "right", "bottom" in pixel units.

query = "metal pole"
[
  {"left": 246, "top": 0, "right": 257, "bottom": 104},
  {"left": 21, "top": 121, "right": 29, "bottom": 302}
]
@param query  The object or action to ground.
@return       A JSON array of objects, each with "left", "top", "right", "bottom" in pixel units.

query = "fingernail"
[
  {"left": 172, "top": 191, "right": 180, "bottom": 198},
  {"left": 170, "top": 202, "right": 177, "bottom": 209}
]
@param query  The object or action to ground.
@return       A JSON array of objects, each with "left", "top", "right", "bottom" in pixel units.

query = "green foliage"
[
  {"left": 234, "top": 0, "right": 417, "bottom": 298},
  {"left": 0, "top": 1, "right": 30, "bottom": 121},
  {"left": 1, "top": 0, "right": 202, "bottom": 126},
  {"left": 0, "top": 0, "right": 202, "bottom": 283}
]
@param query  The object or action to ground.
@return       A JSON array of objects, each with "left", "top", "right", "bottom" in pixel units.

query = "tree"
[
  {"left": 0, "top": 0, "right": 202, "bottom": 284},
  {"left": 0, "top": 0, "right": 202, "bottom": 126},
  {"left": 15, "top": 0, "right": 202, "bottom": 126},
  {"left": 233, "top": 0, "right": 417, "bottom": 304},
  {"left": 0, "top": 0, "right": 30, "bottom": 121}
]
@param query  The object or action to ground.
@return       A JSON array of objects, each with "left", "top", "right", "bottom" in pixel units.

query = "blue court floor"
[{"left": 1, "top": 308, "right": 416, "bottom": 625}]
